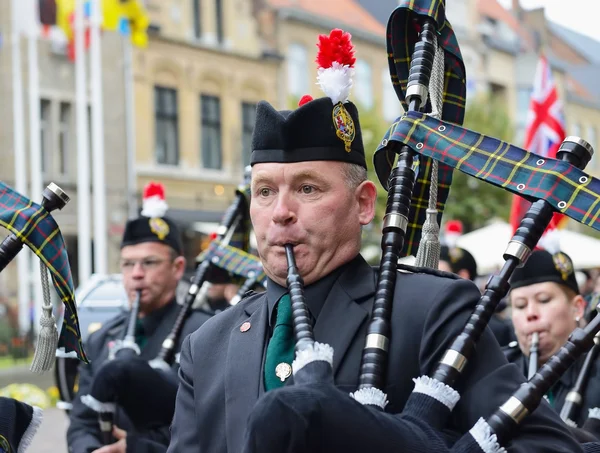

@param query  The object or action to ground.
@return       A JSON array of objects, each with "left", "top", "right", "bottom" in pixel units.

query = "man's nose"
[
  {"left": 271, "top": 192, "right": 297, "bottom": 225},
  {"left": 131, "top": 262, "right": 146, "bottom": 278}
]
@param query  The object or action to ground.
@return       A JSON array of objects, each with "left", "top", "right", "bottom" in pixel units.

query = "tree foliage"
[{"left": 442, "top": 93, "right": 515, "bottom": 231}]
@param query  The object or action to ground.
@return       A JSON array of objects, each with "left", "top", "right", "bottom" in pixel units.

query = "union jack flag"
[{"left": 509, "top": 55, "right": 568, "bottom": 241}]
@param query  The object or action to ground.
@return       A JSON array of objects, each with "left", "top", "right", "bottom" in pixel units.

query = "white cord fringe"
[
  {"left": 81, "top": 395, "right": 116, "bottom": 414},
  {"left": 412, "top": 375, "right": 461, "bottom": 410},
  {"left": 18, "top": 406, "right": 43, "bottom": 453},
  {"left": 349, "top": 387, "right": 389, "bottom": 409},
  {"left": 291, "top": 342, "right": 334, "bottom": 375},
  {"left": 469, "top": 418, "right": 507, "bottom": 453}
]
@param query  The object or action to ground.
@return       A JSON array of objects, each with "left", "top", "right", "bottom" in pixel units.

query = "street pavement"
[{"left": 30, "top": 407, "right": 70, "bottom": 453}]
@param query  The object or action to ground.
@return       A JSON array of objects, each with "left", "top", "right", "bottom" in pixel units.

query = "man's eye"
[
  {"left": 301, "top": 185, "right": 314, "bottom": 194},
  {"left": 259, "top": 188, "right": 271, "bottom": 197}
]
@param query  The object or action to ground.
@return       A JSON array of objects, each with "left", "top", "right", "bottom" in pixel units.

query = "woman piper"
[{"left": 504, "top": 249, "right": 600, "bottom": 429}]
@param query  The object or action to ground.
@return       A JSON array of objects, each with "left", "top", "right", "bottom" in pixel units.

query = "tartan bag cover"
[
  {"left": 377, "top": 0, "right": 466, "bottom": 256},
  {"left": 0, "top": 182, "right": 88, "bottom": 363},
  {"left": 198, "top": 240, "right": 267, "bottom": 287},
  {"left": 378, "top": 112, "right": 600, "bottom": 233}
]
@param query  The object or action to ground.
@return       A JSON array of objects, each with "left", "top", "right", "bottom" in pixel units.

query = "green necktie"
[
  {"left": 264, "top": 294, "right": 295, "bottom": 391},
  {"left": 135, "top": 319, "right": 147, "bottom": 350}
]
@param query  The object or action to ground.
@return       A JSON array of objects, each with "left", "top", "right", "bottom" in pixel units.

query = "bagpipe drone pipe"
[
  {"left": 79, "top": 168, "right": 268, "bottom": 444},
  {"left": 0, "top": 181, "right": 87, "bottom": 373},
  {"left": 241, "top": 0, "right": 600, "bottom": 451}
]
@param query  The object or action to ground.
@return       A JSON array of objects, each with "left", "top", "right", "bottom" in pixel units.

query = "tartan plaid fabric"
[
  {"left": 0, "top": 182, "right": 88, "bottom": 363},
  {"left": 198, "top": 240, "right": 267, "bottom": 287},
  {"left": 379, "top": 112, "right": 600, "bottom": 233},
  {"left": 375, "top": 0, "right": 465, "bottom": 256},
  {"left": 387, "top": 0, "right": 466, "bottom": 124}
]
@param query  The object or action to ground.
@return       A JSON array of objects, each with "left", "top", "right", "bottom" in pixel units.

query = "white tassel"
[
  {"left": 18, "top": 406, "right": 43, "bottom": 453},
  {"left": 30, "top": 262, "right": 58, "bottom": 373},
  {"left": 292, "top": 342, "right": 334, "bottom": 375},
  {"left": 81, "top": 395, "right": 116, "bottom": 414},
  {"left": 469, "top": 418, "right": 507, "bottom": 453},
  {"left": 412, "top": 375, "right": 460, "bottom": 410},
  {"left": 349, "top": 387, "right": 388, "bottom": 409}
]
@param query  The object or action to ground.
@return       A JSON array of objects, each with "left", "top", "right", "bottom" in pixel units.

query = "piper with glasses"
[{"left": 67, "top": 182, "right": 212, "bottom": 453}]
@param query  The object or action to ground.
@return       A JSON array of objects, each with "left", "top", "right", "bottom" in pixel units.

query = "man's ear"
[{"left": 356, "top": 181, "right": 377, "bottom": 226}]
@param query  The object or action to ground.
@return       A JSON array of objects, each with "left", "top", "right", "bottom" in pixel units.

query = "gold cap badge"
[
  {"left": 552, "top": 252, "right": 573, "bottom": 281},
  {"left": 332, "top": 102, "right": 355, "bottom": 153},
  {"left": 149, "top": 217, "right": 170, "bottom": 240}
]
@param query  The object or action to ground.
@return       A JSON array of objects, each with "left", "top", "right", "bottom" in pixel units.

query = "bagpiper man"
[
  {"left": 166, "top": 29, "right": 580, "bottom": 453},
  {"left": 67, "top": 183, "right": 212, "bottom": 453}
]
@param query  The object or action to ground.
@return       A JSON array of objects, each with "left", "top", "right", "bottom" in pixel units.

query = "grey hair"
[{"left": 342, "top": 163, "right": 368, "bottom": 190}]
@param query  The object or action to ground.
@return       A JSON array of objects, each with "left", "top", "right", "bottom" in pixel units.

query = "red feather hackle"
[
  {"left": 315, "top": 29, "right": 356, "bottom": 69},
  {"left": 143, "top": 181, "right": 165, "bottom": 200}
]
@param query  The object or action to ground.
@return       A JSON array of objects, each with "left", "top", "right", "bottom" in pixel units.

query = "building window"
[
  {"left": 215, "top": 0, "right": 224, "bottom": 43},
  {"left": 201, "top": 95, "right": 222, "bottom": 170},
  {"left": 287, "top": 43, "right": 308, "bottom": 97},
  {"left": 193, "top": 0, "right": 201, "bottom": 39},
  {"left": 58, "top": 102, "right": 71, "bottom": 175},
  {"left": 154, "top": 86, "right": 179, "bottom": 165},
  {"left": 381, "top": 69, "right": 401, "bottom": 122},
  {"left": 572, "top": 123, "right": 581, "bottom": 138},
  {"left": 241, "top": 102, "right": 257, "bottom": 168},
  {"left": 354, "top": 59, "right": 373, "bottom": 110},
  {"left": 40, "top": 99, "right": 51, "bottom": 174}
]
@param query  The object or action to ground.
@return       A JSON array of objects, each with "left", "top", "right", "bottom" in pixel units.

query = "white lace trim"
[
  {"left": 412, "top": 375, "right": 461, "bottom": 410},
  {"left": 81, "top": 395, "right": 116, "bottom": 414},
  {"left": 291, "top": 342, "right": 334, "bottom": 374},
  {"left": 469, "top": 418, "right": 507, "bottom": 453},
  {"left": 18, "top": 406, "right": 43, "bottom": 453},
  {"left": 349, "top": 387, "right": 388, "bottom": 409}
]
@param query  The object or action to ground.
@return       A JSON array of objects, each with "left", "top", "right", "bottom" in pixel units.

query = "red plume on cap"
[
  {"left": 445, "top": 220, "right": 463, "bottom": 234},
  {"left": 444, "top": 220, "right": 463, "bottom": 248},
  {"left": 315, "top": 29, "right": 356, "bottom": 105},
  {"left": 141, "top": 181, "right": 169, "bottom": 218},
  {"left": 143, "top": 182, "right": 165, "bottom": 200},
  {"left": 298, "top": 95, "right": 314, "bottom": 106},
  {"left": 316, "top": 29, "right": 356, "bottom": 69}
]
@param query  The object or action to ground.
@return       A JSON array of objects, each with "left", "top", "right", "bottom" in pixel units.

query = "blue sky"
[{"left": 497, "top": 0, "right": 600, "bottom": 42}]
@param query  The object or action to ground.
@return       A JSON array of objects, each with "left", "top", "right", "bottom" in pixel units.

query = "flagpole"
[
  {"left": 26, "top": 0, "right": 44, "bottom": 335},
  {"left": 11, "top": 0, "right": 32, "bottom": 336},
  {"left": 123, "top": 36, "right": 138, "bottom": 219},
  {"left": 90, "top": 0, "right": 108, "bottom": 274},
  {"left": 75, "top": 0, "right": 92, "bottom": 285}
]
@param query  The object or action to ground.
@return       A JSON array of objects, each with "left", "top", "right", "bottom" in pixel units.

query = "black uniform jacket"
[
  {"left": 504, "top": 341, "right": 600, "bottom": 427},
  {"left": 167, "top": 255, "right": 582, "bottom": 453},
  {"left": 67, "top": 299, "right": 212, "bottom": 453}
]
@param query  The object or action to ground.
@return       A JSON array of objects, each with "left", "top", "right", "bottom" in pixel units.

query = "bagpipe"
[
  {"left": 0, "top": 181, "right": 87, "bottom": 452},
  {"left": 0, "top": 181, "right": 87, "bottom": 372},
  {"left": 241, "top": 1, "right": 600, "bottom": 452},
  {"left": 79, "top": 168, "right": 268, "bottom": 445}
]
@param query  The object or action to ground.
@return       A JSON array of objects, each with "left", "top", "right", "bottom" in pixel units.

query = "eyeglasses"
[{"left": 119, "top": 257, "right": 169, "bottom": 272}]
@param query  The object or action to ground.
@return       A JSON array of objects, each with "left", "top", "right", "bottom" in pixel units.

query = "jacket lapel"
[
  {"left": 314, "top": 257, "right": 376, "bottom": 378},
  {"left": 225, "top": 295, "right": 268, "bottom": 453}
]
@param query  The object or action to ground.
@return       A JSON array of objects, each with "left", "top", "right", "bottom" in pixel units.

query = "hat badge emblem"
[
  {"left": 552, "top": 252, "right": 573, "bottom": 281},
  {"left": 332, "top": 102, "right": 355, "bottom": 153},
  {"left": 149, "top": 217, "right": 170, "bottom": 240}
]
